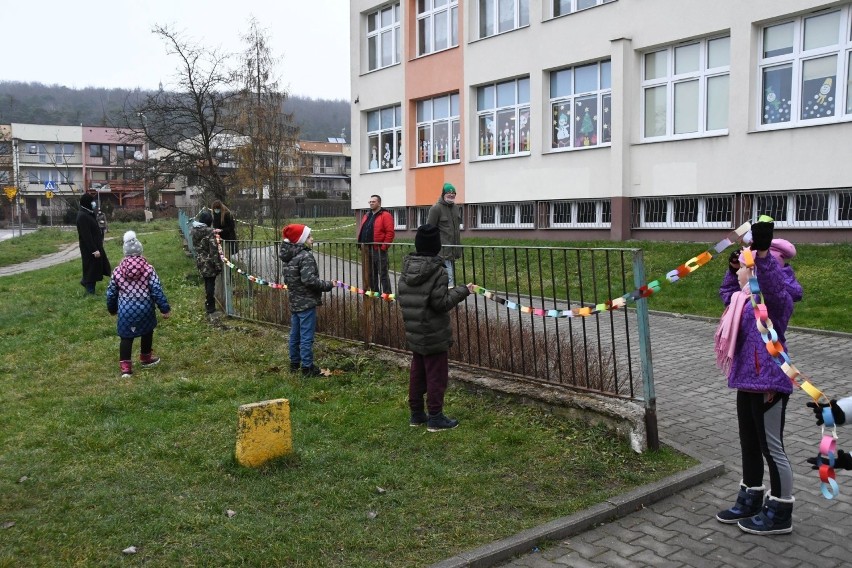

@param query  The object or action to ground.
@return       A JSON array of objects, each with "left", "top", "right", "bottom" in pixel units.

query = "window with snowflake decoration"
[
  {"left": 416, "top": 93, "right": 460, "bottom": 165},
  {"left": 550, "top": 61, "right": 611, "bottom": 150},
  {"left": 759, "top": 8, "right": 852, "bottom": 128},
  {"left": 476, "top": 77, "right": 530, "bottom": 158}
]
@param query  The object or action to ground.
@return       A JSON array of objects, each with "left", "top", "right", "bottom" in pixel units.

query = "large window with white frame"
[
  {"left": 417, "top": 0, "right": 458, "bottom": 56},
  {"left": 742, "top": 190, "right": 852, "bottom": 227},
  {"left": 473, "top": 202, "right": 534, "bottom": 228},
  {"left": 632, "top": 195, "right": 734, "bottom": 228},
  {"left": 759, "top": 7, "right": 852, "bottom": 127},
  {"left": 476, "top": 77, "right": 530, "bottom": 158},
  {"left": 544, "top": 200, "right": 611, "bottom": 227},
  {"left": 552, "top": 0, "right": 615, "bottom": 18},
  {"left": 478, "top": 0, "right": 529, "bottom": 39},
  {"left": 366, "top": 105, "right": 402, "bottom": 171},
  {"left": 550, "top": 61, "right": 611, "bottom": 149},
  {"left": 416, "top": 93, "right": 461, "bottom": 165},
  {"left": 393, "top": 208, "right": 408, "bottom": 229},
  {"left": 642, "top": 35, "right": 730, "bottom": 139},
  {"left": 367, "top": 3, "right": 401, "bottom": 72}
]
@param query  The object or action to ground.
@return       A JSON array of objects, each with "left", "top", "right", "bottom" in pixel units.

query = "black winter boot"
[
  {"left": 427, "top": 412, "right": 459, "bottom": 432},
  {"left": 738, "top": 495, "right": 794, "bottom": 535},
  {"left": 716, "top": 482, "right": 765, "bottom": 524},
  {"left": 409, "top": 411, "right": 428, "bottom": 427}
]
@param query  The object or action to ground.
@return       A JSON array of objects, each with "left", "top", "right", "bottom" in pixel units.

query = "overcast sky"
[{"left": 2, "top": 0, "right": 350, "bottom": 101}]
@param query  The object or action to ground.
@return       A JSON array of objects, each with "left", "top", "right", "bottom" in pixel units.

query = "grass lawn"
[{"left": 0, "top": 225, "right": 694, "bottom": 567}]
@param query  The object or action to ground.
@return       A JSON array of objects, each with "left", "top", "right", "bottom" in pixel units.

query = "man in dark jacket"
[
  {"left": 279, "top": 224, "right": 334, "bottom": 377},
  {"left": 426, "top": 182, "right": 462, "bottom": 285},
  {"left": 76, "top": 193, "right": 111, "bottom": 295},
  {"left": 397, "top": 223, "right": 470, "bottom": 432},
  {"left": 357, "top": 194, "right": 395, "bottom": 293}
]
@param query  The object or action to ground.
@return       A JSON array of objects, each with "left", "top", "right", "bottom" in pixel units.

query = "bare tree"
[
  {"left": 128, "top": 25, "right": 236, "bottom": 205},
  {"left": 229, "top": 18, "right": 303, "bottom": 235}
]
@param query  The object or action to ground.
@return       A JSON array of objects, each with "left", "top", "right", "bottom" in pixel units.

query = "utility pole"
[{"left": 137, "top": 112, "right": 150, "bottom": 220}]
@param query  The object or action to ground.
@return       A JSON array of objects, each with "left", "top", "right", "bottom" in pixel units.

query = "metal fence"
[{"left": 213, "top": 237, "right": 654, "bottom": 403}]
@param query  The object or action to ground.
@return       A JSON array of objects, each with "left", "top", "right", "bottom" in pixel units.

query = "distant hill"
[{"left": 0, "top": 81, "right": 351, "bottom": 142}]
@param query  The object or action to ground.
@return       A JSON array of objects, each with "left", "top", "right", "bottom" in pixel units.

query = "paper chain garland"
[
  {"left": 216, "top": 223, "right": 839, "bottom": 497},
  {"left": 739, "top": 216, "right": 839, "bottom": 499}
]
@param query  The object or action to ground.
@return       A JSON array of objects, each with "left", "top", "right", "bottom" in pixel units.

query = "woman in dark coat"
[
  {"left": 76, "top": 193, "right": 111, "bottom": 294},
  {"left": 210, "top": 200, "right": 237, "bottom": 255}
]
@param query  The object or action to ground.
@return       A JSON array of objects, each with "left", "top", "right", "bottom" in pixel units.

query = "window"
[
  {"left": 393, "top": 208, "right": 408, "bottom": 229},
  {"left": 642, "top": 35, "right": 730, "bottom": 139},
  {"left": 474, "top": 202, "right": 534, "bottom": 228},
  {"left": 54, "top": 143, "right": 74, "bottom": 156},
  {"left": 741, "top": 190, "right": 851, "bottom": 227},
  {"left": 632, "top": 195, "right": 734, "bottom": 228},
  {"left": 89, "top": 144, "right": 110, "bottom": 161},
  {"left": 476, "top": 77, "right": 530, "bottom": 158},
  {"left": 417, "top": 0, "right": 458, "bottom": 56},
  {"left": 367, "top": 3, "right": 401, "bottom": 72},
  {"left": 0, "top": 171, "right": 9, "bottom": 184},
  {"left": 552, "top": 0, "right": 615, "bottom": 18},
  {"left": 545, "top": 200, "right": 611, "bottom": 227},
  {"left": 478, "top": 0, "right": 529, "bottom": 39},
  {"left": 416, "top": 93, "right": 461, "bottom": 165},
  {"left": 417, "top": 206, "right": 430, "bottom": 226},
  {"left": 116, "top": 145, "right": 137, "bottom": 160},
  {"left": 759, "top": 8, "right": 852, "bottom": 127},
  {"left": 367, "top": 105, "right": 402, "bottom": 171},
  {"left": 550, "top": 61, "right": 611, "bottom": 149}
]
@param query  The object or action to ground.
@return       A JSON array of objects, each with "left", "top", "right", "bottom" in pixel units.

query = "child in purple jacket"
[{"left": 714, "top": 220, "right": 795, "bottom": 535}]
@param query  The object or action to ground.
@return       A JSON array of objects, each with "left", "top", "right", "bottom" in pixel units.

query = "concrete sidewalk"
[
  {"left": 438, "top": 313, "right": 851, "bottom": 568},
  {"left": 0, "top": 242, "right": 81, "bottom": 277}
]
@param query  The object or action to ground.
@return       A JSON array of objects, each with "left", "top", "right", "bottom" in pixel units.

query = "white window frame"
[
  {"left": 474, "top": 202, "right": 534, "bottom": 229},
  {"left": 634, "top": 195, "right": 734, "bottom": 229},
  {"left": 550, "top": 0, "right": 615, "bottom": 19},
  {"left": 745, "top": 190, "right": 852, "bottom": 228},
  {"left": 476, "top": 77, "right": 531, "bottom": 159},
  {"left": 547, "top": 200, "right": 612, "bottom": 228},
  {"left": 393, "top": 208, "right": 408, "bottom": 229},
  {"left": 641, "top": 35, "right": 731, "bottom": 141},
  {"left": 417, "top": 0, "right": 458, "bottom": 57},
  {"left": 758, "top": 7, "right": 852, "bottom": 130},
  {"left": 366, "top": 2, "right": 401, "bottom": 72},
  {"left": 416, "top": 93, "right": 461, "bottom": 166},
  {"left": 366, "top": 104, "right": 403, "bottom": 172},
  {"left": 549, "top": 60, "right": 612, "bottom": 151},
  {"left": 478, "top": 0, "right": 529, "bottom": 40}
]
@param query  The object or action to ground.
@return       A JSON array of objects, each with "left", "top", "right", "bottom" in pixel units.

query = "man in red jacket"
[{"left": 357, "top": 194, "right": 395, "bottom": 293}]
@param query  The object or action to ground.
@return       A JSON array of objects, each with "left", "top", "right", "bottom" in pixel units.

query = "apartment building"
[
  {"left": 349, "top": 0, "right": 852, "bottom": 242},
  {"left": 299, "top": 140, "right": 352, "bottom": 199},
  {"left": 2, "top": 123, "right": 147, "bottom": 219}
]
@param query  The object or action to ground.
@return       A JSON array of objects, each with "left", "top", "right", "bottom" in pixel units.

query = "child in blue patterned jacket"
[{"left": 106, "top": 231, "right": 171, "bottom": 378}]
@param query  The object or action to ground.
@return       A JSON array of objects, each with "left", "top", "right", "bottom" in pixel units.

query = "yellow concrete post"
[{"left": 235, "top": 398, "right": 293, "bottom": 467}]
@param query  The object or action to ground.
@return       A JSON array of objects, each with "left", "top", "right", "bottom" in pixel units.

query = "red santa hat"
[{"left": 282, "top": 224, "right": 311, "bottom": 244}]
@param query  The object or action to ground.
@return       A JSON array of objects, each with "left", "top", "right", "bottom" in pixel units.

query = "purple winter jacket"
[{"left": 723, "top": 255, "right": 794, "bottom": 394}]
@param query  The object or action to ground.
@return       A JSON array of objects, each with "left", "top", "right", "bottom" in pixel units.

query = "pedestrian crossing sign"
[
  {"left": 3, "top": 186, "right": 16, "bottom": 201},
  {"left": 44, "top": 180, "right": 57, "bottom": 191}
]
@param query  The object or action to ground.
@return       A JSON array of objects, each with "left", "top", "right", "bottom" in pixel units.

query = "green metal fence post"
[{"left": 632, "top": 249, "right": 659, "bottom": 451}]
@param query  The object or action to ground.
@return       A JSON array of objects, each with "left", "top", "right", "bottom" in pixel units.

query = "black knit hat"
[
  {"left": 198, "top": 211, "right": 213, "bottom": 226},
  {"left": 415, "top": 224, "right": 442, "bottom": 256},
  {"left": 79, "top": 193, "right": 95, "bottom": 209}
]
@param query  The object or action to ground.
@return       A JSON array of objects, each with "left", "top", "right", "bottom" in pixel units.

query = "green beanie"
[{"left": 442, "top": 182, "right": 456, "bottom": 194}]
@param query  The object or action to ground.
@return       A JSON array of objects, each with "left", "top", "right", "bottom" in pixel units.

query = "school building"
[{"left": 348, "top": 0, "right": 852, "bottom": 242}]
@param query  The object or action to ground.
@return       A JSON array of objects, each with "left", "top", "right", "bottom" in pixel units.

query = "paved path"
[
  {"left": 0, "top": 242, "right": 80, "bottom": 277},
  {"left": 495, "top": 313, "right": 852, "bottom": 568}
]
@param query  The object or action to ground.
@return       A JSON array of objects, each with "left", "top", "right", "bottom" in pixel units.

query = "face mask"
[{"left": 214, "top": 209, "right": 221, "bottom": 214}]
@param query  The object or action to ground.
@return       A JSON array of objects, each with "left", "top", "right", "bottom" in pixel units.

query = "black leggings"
[
  {"left": 737, "top": 390, "right": 793, "bottom": 499},
  {"left": 120, "top": 333, "right": 153, "bottom": 360}
]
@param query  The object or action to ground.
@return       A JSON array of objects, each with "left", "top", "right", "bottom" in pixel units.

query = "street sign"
[
  {"left": 3, "top": 186, "right": 16, "bottom": 201},
  {"left": 46, "top": 191, "right": 55, "bottom": 199},
  {"left": 44, "top": 180, "right": 57, "bottom": 191}
]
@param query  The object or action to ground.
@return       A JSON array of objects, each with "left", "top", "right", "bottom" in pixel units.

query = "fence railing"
[{"left": 214, "top": 237, "right": 654, "bottom": 402}]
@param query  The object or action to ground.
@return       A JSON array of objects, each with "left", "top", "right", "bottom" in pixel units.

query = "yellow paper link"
[{"left": 800, "top": 381, "right": 824, "bottom": 403}]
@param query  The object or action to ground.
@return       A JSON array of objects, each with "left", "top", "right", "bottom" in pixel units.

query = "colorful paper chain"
[
  {"left": 216, "top": 225, "right": 838, "bottom": 496},
  {"left": 739, "top": 216, "right": 838, "bottom": 499}
]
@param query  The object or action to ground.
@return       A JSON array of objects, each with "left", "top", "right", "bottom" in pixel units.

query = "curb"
[
  {"left": 647, "top": 308, "right": 852, "bottom": 339},
  {"left": 430, "top": 440, "right": 723, "bottom": 568}
]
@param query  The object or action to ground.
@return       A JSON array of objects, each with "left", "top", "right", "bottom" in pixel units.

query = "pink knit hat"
[{"left": 769, "top": 238, "right": 796, "bottom": 264}]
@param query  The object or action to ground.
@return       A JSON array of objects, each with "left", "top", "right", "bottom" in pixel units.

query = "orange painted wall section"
[{"left": 404, "top": 1, "right": 465, "bottom": 206}]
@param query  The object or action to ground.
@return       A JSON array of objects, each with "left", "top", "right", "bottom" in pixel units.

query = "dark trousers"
[
  {"left": 737, "top": 390, "right": 793, "bottom": 498},
  {"left": 409, "top": 351, "right": 449, "bottom": 415},
  {"left": 368, "top": 249, "right": 392, "bottom": 294},
  {"left": 204, "top": 276, "right": 217, "bottom": 313},
  {"left": 120, "top": 332, "right": 153, "bottom": 360}
]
